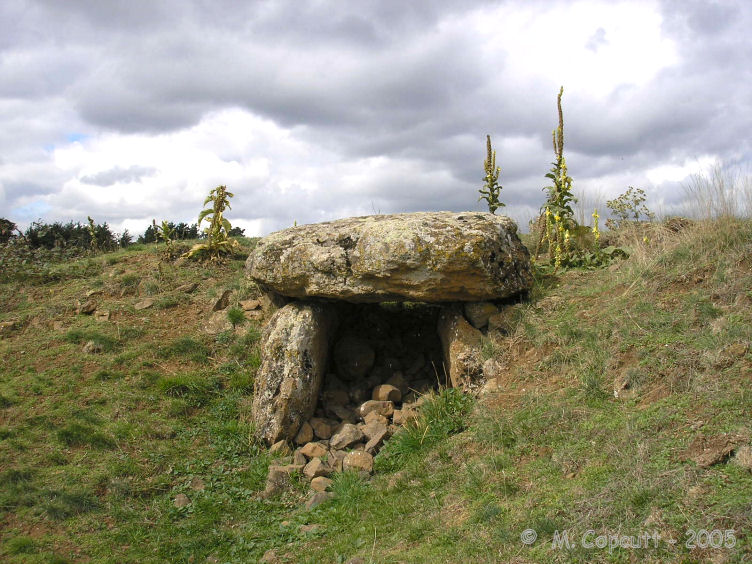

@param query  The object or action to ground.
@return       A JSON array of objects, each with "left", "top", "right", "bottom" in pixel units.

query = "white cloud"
[{"left": 0, "top": 0, "right": 750, "bottom": 237}]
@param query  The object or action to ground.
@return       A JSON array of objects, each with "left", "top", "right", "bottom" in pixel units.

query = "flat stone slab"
[{"left": 246, "top": 212, "right": 533, "bottom": 303}]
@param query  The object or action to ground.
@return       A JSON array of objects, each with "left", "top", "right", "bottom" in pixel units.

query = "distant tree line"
[{"left": 0, "top": 217, "right": 245, "bottom": 251}]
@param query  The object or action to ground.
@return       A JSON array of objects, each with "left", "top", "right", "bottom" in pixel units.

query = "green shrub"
[
  {"left": 227, "top": 306, "right": 245, "bottom": 329},
  {"left": 606, "top": 186, "right": 655, "bottom": 229}
]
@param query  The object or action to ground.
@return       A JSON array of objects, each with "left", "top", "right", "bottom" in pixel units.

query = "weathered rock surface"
[
  {"left": 437, "top": 307, "right": 483, "bottom": 388},
  {"left": 252, "top": 303, "right": 338, "bottom": 444},
  {"left": 246, "top": 212, "right": 532, "bottom": 303}
]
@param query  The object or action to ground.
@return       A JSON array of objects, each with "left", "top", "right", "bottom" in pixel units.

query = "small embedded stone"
[
  {"left": 309, "top": 417, "right": 334, "bottom": 440},
  {"left": 303, "top": 457, "right": 332, "bottom": 479},
  {"left": 240, "top": 298, "right": 261, "bottom": 310},
  {"left": 300, "top": 442, "right": 328, "bottom": 459},
  {"left": 359, "top": 400, "right": 394, "bottom": 420},
  {"left": 212, "top": 289, "right": 232, "bottom": 311},
  {"left": 77, "top": 299, "right": 97, "bottom": 315},
  {"left": 270, "top": 440, "right": 291, "bottom": 456},
  {"left": 94, "top": 310, "right": 111, "bottom": 322},
  {"left": 294, "top": 421, "right": 314, "bottom": 445},
  {"left": 176, "top": 282, "right": 199, "bottom": 293},
  {"left": 134, "top": 298, "right": 155, "bottom": 310},
  {"left": 305, "top": 491, "right": 334, "bottom": 510},
  {"left": 173, "top": 493, "right": 191, "bottom": 508}
]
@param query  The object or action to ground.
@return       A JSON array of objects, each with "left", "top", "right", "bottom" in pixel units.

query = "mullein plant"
[
  {"left": 154, "top": 219, "right": 176, "bottom": 259},
  {"left": 534, "top": 86, "right": 578, "bottom": 270},
  {"left": 479, "top": 135, "right": 504, "bottom": 214},
  {"left": 592, "top": 209, "right": 601, "bottom": 246},
  {"left": 87, "top": 216, "right": 99, "bottom": 252},
  {"left": 184, "top": 185, "right": 240, "bottom": 261}
]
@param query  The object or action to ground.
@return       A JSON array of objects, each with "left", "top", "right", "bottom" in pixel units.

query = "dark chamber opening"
[{"left": 315, "top": 302, "right": 447, "bottom": 421}]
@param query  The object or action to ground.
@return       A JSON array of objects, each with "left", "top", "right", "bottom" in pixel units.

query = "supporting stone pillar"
[
  {"left": 252, "top": 302, "right": 338, "bottom": 445},
  {"left": 437, "top": 306, "right": 484, "bottom": 389}
]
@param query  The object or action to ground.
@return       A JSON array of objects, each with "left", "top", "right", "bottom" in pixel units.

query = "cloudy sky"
[{"left": 1, "top": 0, "right": 750, "bottom": 237}]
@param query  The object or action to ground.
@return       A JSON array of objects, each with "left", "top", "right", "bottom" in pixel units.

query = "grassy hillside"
[{"left": 1, "top": 220, "right": 751, "bottom": 563}]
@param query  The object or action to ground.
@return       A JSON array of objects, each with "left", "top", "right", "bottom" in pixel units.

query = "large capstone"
[
  {"left": 252, "top": 302, "right": 338, "bottom": 445},
  {"left": 246, "top": 212, "right": 533, "bottom": 303}
]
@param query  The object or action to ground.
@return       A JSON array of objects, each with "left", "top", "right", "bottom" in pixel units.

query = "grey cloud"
[
  {"left": 80, "top": 166, "right": 157, "bottom": 186},
  {"left": 1, "top": 0, "right": 751, "bottom": 235}
]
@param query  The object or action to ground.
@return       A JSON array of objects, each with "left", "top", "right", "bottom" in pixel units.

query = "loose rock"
[
  {"left": 270, "top": 440, "right": 291, "bottom": 456},
  {"left": 329, "top": 423, "right": 364, "bottom": 450},
  {"left": 372, "top": 384, "right": 401, "bottom": 403},
  {"left": 294, "top": 421, "right": 314, "bottom": 445},
  {"left": 305, "top": 491, "right": 334, "bottom": 510},
  {"left": 212, "top": 289, "right": 232, "bottom": 311},
  {"left": 343, "top": 451, "right": 374, "bottom": 473},
  {"left": 303, "top": 457, "right": 332, "bottom": 479},
  {"left": 309, "top": 417, "right": 334, "bottom": 440},
  {"left": 363, "top": 411, "right": 389, "bottom": 426},
  {"left": 310, "top": 476, "right": 333, "bottom": 492},
  {"left": 359, "top": 400, "right": 394, "bottom": 420},
  {"left": 300, "top": 442, "right": 328, "bottom": 459}
]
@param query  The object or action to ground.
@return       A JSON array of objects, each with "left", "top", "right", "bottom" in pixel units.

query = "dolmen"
[{"left": 245, "top": 211, "right": 533, "bottom": 446}]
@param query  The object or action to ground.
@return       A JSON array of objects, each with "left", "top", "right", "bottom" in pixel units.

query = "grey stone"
[
  {"left": 252, "top": 303, "right": 338, "bottom": 444},
  {"left": 246, "top": 212, "right": 533, "bottom": 303}
]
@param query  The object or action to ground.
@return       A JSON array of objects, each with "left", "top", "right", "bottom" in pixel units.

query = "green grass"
[{"left": 1, "top": 220, "right": 751, "bottom": 562}]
